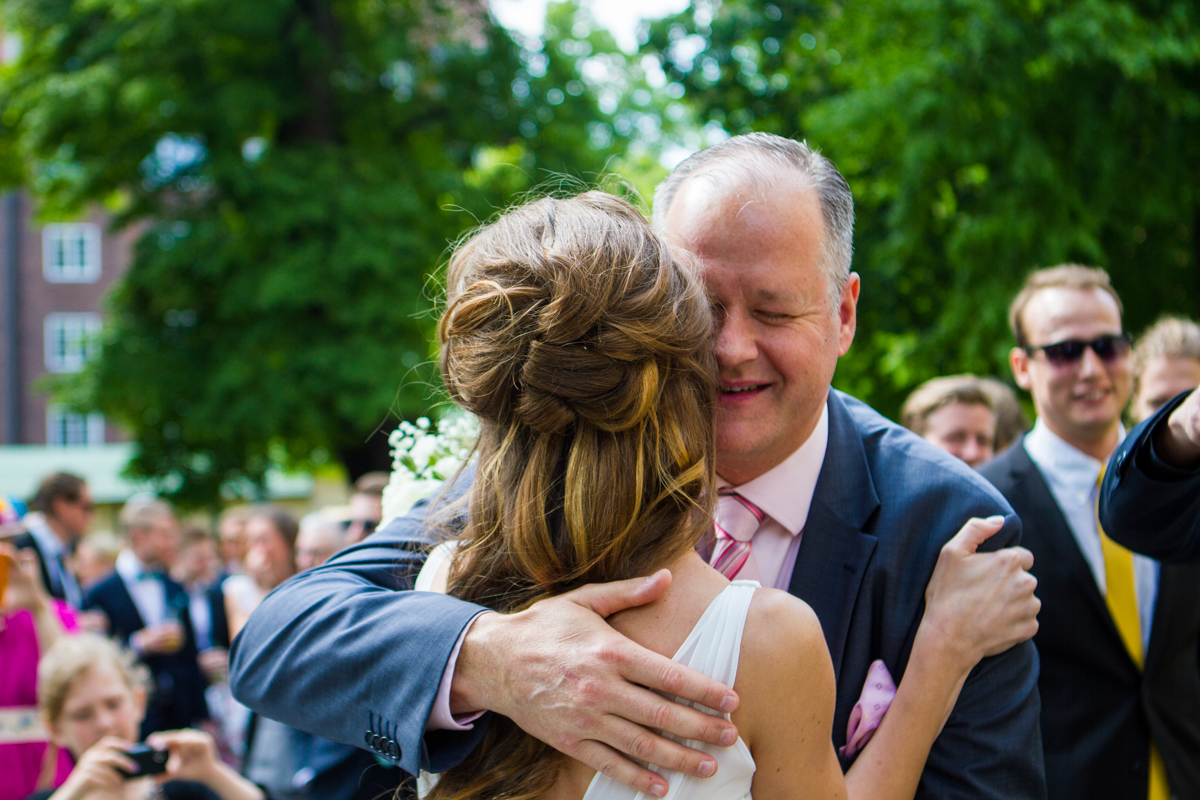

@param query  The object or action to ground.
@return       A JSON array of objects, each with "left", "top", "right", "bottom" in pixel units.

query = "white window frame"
[
  {"left": 44, "top": 312, "right": 102, "bottom": 373},
  {"left": 45, "top": 404, "right": 106, "bottom": 447},
  {"left": 43, "top": 223, "right": 102, "bottom": 283}
]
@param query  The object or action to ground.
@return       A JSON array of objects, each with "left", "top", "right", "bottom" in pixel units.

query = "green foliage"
[
  {"left": 1, "top": 0, "right": 623, "bottom": 505},
  {"left": 645, "top": 0, "right": 1200, "bottom": 417}
]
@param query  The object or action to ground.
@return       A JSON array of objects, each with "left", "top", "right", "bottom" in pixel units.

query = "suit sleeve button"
[{"left": 364, "top": 732, "right": 373, "bottom": 747}]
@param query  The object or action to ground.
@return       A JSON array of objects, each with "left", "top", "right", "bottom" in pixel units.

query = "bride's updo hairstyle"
[{"left": 429, "top": 191, "right": 716, "bottom": 800}]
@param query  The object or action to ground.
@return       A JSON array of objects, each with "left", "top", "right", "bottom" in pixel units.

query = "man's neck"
[
  {"left": 717, "top": 398, "right": 827, "bottom": 485},
  {"left": 1042, "top": 417, "right": 1121, "bottom": 462}
]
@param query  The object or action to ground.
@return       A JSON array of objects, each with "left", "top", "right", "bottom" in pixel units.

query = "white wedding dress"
[{"left": 415, "top": 542, "right": 758, "bottom": 800}]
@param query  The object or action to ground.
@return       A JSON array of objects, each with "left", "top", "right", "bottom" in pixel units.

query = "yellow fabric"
[{"left": 1096, "top": 465, "right": 1170, "bottom": 800}]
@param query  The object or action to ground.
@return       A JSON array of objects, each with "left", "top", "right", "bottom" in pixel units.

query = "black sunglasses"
[{"left": 1024, "top": 333, "right": 1131, "bottom": 366}]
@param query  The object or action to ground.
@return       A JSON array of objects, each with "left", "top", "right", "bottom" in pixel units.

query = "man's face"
[
  {"left": 174, "top": 539, "right": 219, "bottom": 587},
  {"left": 922, "top": 402, "right": 996, "bottom": 468},
  {"left": 50, "top": 485, "right": 95, "bottom": 541},
  {"left": 1132, "top": 356, "right": 1200, "bottom": 423},
  {"left": 663, "top": 174, "right": 858, "bottom": 483},
  {"left": 295, "top": 527, "right": 339, "bottom": 572},
  {"left": 219, "top": 518, "right": 247, "bottom": 566},
  {"left": 135, "top": 515, "right": 180, "bottom": 569},
  {"left": 1010, "top": 287, "right": 1130, "bottom": 448}
]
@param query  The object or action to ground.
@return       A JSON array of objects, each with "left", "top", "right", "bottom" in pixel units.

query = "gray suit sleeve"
[
  {"left": 1100, "top": 390, "right": 1200, "bottom": 562},
  {"left": 916, "top": 515, "right": 1047, "bottom": 800},
  {"left": 228, "top": 490, "right": 490, "bottom": 776}
]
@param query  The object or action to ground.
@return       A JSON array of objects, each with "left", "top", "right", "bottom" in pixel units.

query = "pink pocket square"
[{"left": 839, "top": 659, "right": 897, "bottom": 759}]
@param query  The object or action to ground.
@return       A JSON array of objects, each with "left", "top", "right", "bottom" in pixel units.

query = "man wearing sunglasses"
[{"left": 981, "top": 265, "right": 1200, "bottom": 800}]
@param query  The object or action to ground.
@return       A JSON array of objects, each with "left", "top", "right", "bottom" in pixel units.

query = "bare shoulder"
[
  {"left": 741, "top": 588, "right": 827, "bottom": 669},
  {"left": 733, "top": 588, "right": 836, "bottom": 749}
]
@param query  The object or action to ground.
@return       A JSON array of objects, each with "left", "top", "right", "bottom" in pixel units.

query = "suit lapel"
[
  {"left": 1008, "top": 444, "right": 1133, "bottom": 661},
  {"left": 788, "top": 392, "right": 879, "bottom": 680}
]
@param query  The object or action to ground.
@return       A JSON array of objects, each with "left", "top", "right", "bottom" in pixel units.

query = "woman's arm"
[
  {"left": 0, "top": 545, "right": 66, "bottom": 652},
  {"left": 844, "top": 516, "right": 1038, "bottom": 800},
  {"left": 740, "top": 516, "right": 1038, "bottom": 800},
  {"left": 735, "top": 590, "right": 848, "bottom": 800}
]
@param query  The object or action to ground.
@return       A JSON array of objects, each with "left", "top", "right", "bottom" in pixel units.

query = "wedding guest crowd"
[{"left": 2, "top": 471, "right": 384, "bottom": 799}]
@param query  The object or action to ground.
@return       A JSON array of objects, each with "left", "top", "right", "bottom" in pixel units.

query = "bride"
[{"left": 417, "top": 190, "right": 1036, "bottom": 800}]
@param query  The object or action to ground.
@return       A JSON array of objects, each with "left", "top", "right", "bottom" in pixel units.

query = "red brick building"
[{"left": 1, "top": 191, "right": 138, "bottom": 445}]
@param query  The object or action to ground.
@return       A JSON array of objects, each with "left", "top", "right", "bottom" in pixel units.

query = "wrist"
[
  {"left": 450, "top": 611, "right": 502, "bottom": 716},
  {"left": 912, "top": 615, "right": 976, "bottom": 677}
]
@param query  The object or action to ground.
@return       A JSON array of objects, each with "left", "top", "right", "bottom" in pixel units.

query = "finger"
[
  {"left": 949, "top": 515, "right": 1006, "bottom": 555},
  {"left": 610, "top": 683, "right": 738, "bottom": 747},
  {"left": 599, "top": 713, "right": 723, "bottom": 777},
  {"left": 564, "top": 570, "right": 673, "bottom": 619},
  {"left": 619, "top": 644, "right": 738, "bottom": 716},
  {"left": 569, "top": 739, "right": 671, "bottom": 798}
]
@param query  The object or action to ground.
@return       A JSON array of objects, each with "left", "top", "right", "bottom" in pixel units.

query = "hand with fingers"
[
  {"left": 0, "top": 542, "right": 51, "bottom": 614},
  {"left": 921, "top": 515, "right": 1040, "bottom": 671},
  {"left": 453, "top": 569, "right": 740, "bottom": 798},
  {"left": 50, "top": 735, "right": 139, "bottom": 800}
]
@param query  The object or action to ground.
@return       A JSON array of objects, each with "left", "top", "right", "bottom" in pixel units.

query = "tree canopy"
[
  {"left": 645, "top": 0, "right": 1200, "bottom": 415},
  {"left": 1, "top": 0, "right": 632, "bottom": 504}
]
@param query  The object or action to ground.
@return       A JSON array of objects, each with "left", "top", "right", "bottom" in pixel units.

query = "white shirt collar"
[
  {"left": 717, "top": 402, "right": 829, "bottom": 535},
  {"left": 116, "top": 549, "right": 155, "bottom": 582},
  {"left": 1023, "top": 418, "right": 1125, "bottom": 502},
  {"left": 25, "top": 513, "right": 66, "bottom": 558}
]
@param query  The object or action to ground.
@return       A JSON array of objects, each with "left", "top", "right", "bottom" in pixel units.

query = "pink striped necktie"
[{"left": 710, "top": 490, "right": 765, "bottom": 580}]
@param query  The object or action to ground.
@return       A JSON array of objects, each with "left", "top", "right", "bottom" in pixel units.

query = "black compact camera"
[{"left": 117, "top": 744, "right": 169, "bottom": 779}]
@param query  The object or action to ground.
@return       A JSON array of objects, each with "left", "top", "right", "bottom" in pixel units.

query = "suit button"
[
  {"left": 389, "top": 741, "right": 400, "bottom": 759},
  {"left": 364, "top": 732, "right": 373, "bottom": 748}
]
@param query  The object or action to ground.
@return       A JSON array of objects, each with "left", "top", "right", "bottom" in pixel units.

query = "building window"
[
  {"left": 46, "top": 405, "right": 105, "bottom": 447},
  {"left": 43, "top": 223, "right": 102, "bottom": 283},
  {"left": 44, "top": 313, "right": 102, "bottom": 373}
]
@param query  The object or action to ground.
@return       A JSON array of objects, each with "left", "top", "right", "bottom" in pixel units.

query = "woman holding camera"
[{"left": 25, "top": 634, "right": 264, "bottom": 800}]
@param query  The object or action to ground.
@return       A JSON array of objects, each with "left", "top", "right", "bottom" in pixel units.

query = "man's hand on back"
[
  {"left": 1158, "top": 389, "right": 1200, "bottom": 470},
  {"left": 451, "top": 569, "right": 740, "bottom": 798}
]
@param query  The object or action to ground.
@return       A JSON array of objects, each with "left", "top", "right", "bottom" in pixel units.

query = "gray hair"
[
  {"left": 652, "top": 132, "right": 855, "bottom": 308},
  {"left": 299, "top": 510, "right": 344, "bottom": 545}
]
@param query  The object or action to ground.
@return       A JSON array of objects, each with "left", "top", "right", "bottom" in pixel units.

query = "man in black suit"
[
  {"left": 981, "top": 265, "right": 1200, "bottom": 799},
  {"left": 14, "top": 471, "right": 93, "bottom": 608},
  {"left": 84, "top": 499, "right": 209, "bottom": 736}
]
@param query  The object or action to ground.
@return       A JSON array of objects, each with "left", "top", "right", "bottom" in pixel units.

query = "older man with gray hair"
[
  {"left": 295, "top": 510, "right": 347, "bottom": 572},
  {"left": 230, "top": 133, "right": 1043, "bottom": 799}
]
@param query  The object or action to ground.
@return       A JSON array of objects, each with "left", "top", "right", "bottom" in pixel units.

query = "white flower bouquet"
[{"left": 380, "top": 409, "right": 480, "bottom": 525}]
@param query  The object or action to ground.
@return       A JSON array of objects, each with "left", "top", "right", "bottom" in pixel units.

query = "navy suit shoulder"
[
  {"left": 1100, "top": 390, "right": 1200, "bottom": 561},
  {"left": 810, "top": 391, "right": 1044, "bottom": 800},
  {"left": 228, "top": 469, "right": 488, "bottom": 777}
]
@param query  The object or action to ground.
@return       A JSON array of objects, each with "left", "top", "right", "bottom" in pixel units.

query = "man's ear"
[
  {"left": 1010, "top": 347, "right": 1033, "bottom": 390},
  {"left": 837, "top": 272, "right": 860, "bottom": 356}
]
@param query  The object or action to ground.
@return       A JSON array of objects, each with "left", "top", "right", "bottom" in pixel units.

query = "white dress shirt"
[
  {"left": 115, "top": 549, "right": 170, "bottom": 628},
  {"left": 1023, "top": 420, "right": 1158, "bottom": 648}
]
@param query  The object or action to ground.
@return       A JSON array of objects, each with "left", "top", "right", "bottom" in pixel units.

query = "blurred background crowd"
[{"left": 1, "top": 473, "right": 402, "bottom": 800}]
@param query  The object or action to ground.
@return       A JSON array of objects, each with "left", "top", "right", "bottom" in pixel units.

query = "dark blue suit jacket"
[
  {"left": 1100, "top": 390, "right": 1200, "bottom": 562},
  {"left": 84, "top": 570, "right": 210, "bottom": 736},
  {"left": 230, "top": 390, "right": 1045, "bottom": 798}
]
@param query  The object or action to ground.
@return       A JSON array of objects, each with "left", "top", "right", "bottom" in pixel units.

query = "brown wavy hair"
[{"left": 427, "top": 191, "right": 717, "bottom": 800}]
